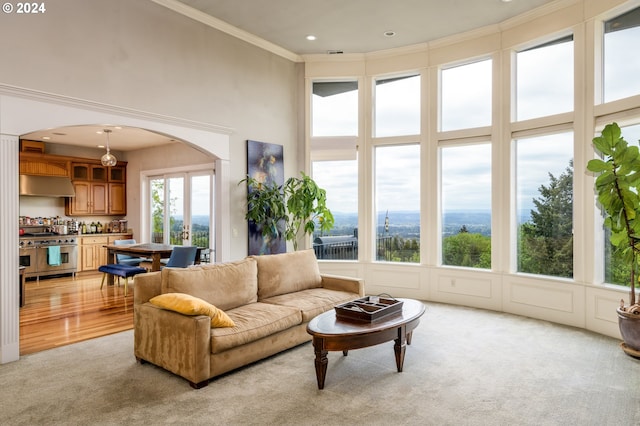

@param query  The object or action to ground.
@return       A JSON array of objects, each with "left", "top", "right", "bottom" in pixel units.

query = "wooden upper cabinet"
[
  {"left": 65, "top": 182, "right": 109, "bottom": 215},
  {"left": 109, "top": 165, "right": 126, "bottom": 183},
  {"left": 19, "top": 153, "right": 70, "bottom": 177},
  {"left": 108, "top": 183, "right": 126, "bottom": 215},
  {"left": 67, "top": 182, "right": 91, "bottom": 215},
  {"left": 18, "top": 148, "right": 128, "bottom": 217},
  {"left": 91, "top": 183, "right": 108, "bottom": 214},
  {"left": 71, "top": 163, "right": 107, "bottom": 182},
  {"left": 65, "top": 160, "right": 128, "bottom": 216}
]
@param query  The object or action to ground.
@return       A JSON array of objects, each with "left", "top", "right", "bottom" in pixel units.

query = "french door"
[{"left": 147, "top": 170, "right": 214, "bottom": 255}]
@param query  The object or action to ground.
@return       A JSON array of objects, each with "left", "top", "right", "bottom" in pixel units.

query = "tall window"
[
  {"left": 375, "top": 75, "right": 420, "bottom": 137},
  {"left": 311, "top": 159, "right": 358, "bottom": 260},
  {"left": 515, "top": 133, "right": 573, "bottom": 278},
  {"left": 441, "top": 144, "right": 492, "bottom": 269},
  {"left": 311, "top": 80, "right": 359, "bottom": 260},
  {"left": 516, "top": 36, "right": 573, "bottom": 121},
  {"left": 375, "top": 144, "right": 420, "bottom": 263},
  {"left": 604, "top": 122, "right": 640, "bottom": 286},
  {"left": 441, "top": 59, "right": 492, "bottom": 131},
  {"left": 312, "top": 81, "right": 358, "bottom": 136},
  {"left": 603, "top": 7, "right": 640, "bottom": 103}
]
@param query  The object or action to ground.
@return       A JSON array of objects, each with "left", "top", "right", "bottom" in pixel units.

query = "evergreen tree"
[{"left": 519, "top": 160, "right": 573, "bottom": 277}]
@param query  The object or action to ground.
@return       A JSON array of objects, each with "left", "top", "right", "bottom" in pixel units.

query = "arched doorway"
[{"left": 0, "top": 86, "right": 232, "bottom": 363}]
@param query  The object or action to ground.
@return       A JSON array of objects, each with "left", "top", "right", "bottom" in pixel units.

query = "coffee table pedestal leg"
[
  {"left": 394, "top": 325, "right": 407, "bottom": 372},
  {"left": 312, "top": 337, "right": 328, "bottom": 389}
]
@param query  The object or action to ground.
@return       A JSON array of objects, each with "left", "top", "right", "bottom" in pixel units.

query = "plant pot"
[{"left": 617, "top": 307, "right": 640, "bottom": 355}]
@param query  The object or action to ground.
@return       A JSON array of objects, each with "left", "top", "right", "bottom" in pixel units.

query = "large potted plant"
[
  {"left": 241, "top": 172, "right": 334, "bottom": 251},
  {"left": 587, "top": 122, "right": 640, "bottom": 356}
]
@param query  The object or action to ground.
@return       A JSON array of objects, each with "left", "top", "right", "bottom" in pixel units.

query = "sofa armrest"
[
  {"left": 134, "top": 303, "right": 211, "bottom": 386},
  {"left": 320, "top": 274, "right": 365, "bottom": 296},
  {"left": 133, "top": 271, "right": 162, "bottom": 305}
]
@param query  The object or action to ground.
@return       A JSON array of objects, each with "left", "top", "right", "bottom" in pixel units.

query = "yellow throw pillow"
[{"left": 149, "top": 293, "right": 235, "bottom": 328}]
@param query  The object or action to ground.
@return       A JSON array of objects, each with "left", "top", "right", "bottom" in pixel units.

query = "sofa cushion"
[
  {"left": 262, "top": 288, "right": 358, "bottom": 322},
  {"left": 149, "top": 292, "right": 235, "bottom": 328},
  {"left": 210, "top": 302, "right": 301, "bottom": 354},
  {"left": 161, "top": 257, "right": 258, "bottom": 311},
  {"left": 253, "top": 249, "right": 322, "bottom": 300}
]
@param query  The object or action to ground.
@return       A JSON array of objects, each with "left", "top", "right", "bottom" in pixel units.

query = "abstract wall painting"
[{"left": 246, "top": 140, "right": 286, "bottom": 255}]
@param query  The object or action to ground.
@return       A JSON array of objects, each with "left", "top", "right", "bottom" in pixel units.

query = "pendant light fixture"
[{"left": 101, "top": 129, "right": 117, "bottom": 166}]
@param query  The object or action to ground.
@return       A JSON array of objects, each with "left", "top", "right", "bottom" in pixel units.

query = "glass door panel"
[
  {"left": 150, "top": 178, "right": 165, "bottom": 243},
  {"left": 168, "top": 176, "right": 185, "bottom": 245},
  {"left": 190, "top": 174, "right": 212, "bottom": 257}
]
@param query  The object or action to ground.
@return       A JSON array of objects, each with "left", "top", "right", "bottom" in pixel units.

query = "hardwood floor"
[{"left": 19, "top": 272, "right": 134, "bottom": 355}]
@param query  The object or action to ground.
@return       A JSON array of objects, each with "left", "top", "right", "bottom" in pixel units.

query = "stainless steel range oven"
[
  {"left": 19, "top": 234, "right": 78, "bottom": 280},
  {"left": 19, "top": 244, "right": 36, "bottom": 277}
]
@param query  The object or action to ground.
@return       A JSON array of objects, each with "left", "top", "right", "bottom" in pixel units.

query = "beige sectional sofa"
[{"left": 133, "top": 249, "right": 364, "bottom": 388}]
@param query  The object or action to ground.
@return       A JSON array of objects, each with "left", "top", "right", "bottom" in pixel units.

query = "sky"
[{"left": 310, "top": 26, "right": 640, "bottom": 219}]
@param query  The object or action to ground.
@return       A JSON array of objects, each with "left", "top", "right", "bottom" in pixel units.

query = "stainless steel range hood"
[{"left": 19, "top": 175, "right": 76, "bottom": 197}]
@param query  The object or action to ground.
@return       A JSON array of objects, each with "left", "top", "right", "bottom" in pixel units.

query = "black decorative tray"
[{"left": 335, "top": 296, "right": 403, "bottom": 322}]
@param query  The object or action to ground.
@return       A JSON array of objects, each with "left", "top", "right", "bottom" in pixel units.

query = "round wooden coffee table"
[{"left": 306, "top": 298, "right": 425, "bottom": 389}]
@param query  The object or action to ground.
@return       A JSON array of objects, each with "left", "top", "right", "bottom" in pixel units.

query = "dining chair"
[
  {"left": 113, "top": 239, "right": 144, "bottom": 267},
  {"left": 165, "top": 246, "right": 199, "bottom": 268},
  {"left": 139, "top": 246, "right": 199, "bottom": 270}
]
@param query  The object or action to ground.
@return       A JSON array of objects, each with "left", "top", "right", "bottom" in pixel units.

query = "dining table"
[{"left": 103, "top": 243, "right": 176, "bottom": 286}]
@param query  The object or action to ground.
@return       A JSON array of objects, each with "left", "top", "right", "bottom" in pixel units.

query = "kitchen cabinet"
[
  {"left": 67, "top": 182, "right": 107, "bottom": 215},
  {"left": 66, "top": 161, "right": 127, "bottom": 216},
  {"left": 108, "top": 183, "right": 126, "bottom": 215},
  {"left": 71, "top": 163, "right": 107, "bottom": 181},
  {"left": 79, "top": 236, "right": 109, "bottom": 271},
  {"left": 19, "top": 152, "right": 70, "bottom": 177},
  {"left": 18, "top": 147, "right": 128, "bottom": 216},
  {"left": 78, "top": 234, "right": 132, "bottom": 271},
  {"left": 109, "top": 165, "right": 126, "bottom": 183}
]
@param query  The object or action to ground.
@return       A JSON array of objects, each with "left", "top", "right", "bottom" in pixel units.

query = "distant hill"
[
  {"left": 326, "top": 209, "right": 532, "bottom": 239},
  {"left": 184, "top": 210, "right": 533, "bottom": 239}
]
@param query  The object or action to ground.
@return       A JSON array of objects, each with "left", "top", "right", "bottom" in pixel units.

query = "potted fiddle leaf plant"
[
  {"left": 240, "top": 172, "right": 334, "bottom": 252},
  {"left": 587, "top": 122, "right": 640, "bottom": 356},
  {"left": 283, "top": 172, "right": 334, "bottom": 250}
]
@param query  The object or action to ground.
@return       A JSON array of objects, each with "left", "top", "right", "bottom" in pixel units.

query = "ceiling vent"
[{"left": 327, "top": 50, "right": 344, "bottom": 55}]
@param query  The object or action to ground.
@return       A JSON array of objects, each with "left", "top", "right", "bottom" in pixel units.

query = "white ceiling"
[
  {"left": 22, "top": 125, "right": 181, "bottom": 152},
  {"left": 24, "top": 0, "right": 556, "bottom": 150},
  {"left": 172, "top": 0, "right": 556, "bottom": 56}
]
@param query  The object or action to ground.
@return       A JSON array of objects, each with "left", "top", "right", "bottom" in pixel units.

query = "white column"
[
  {"left": 215, "top": 158, "right": 230, "bottom": 263},
  {"left": 0, "top": 133, "right": 20, "bottom": 363}
]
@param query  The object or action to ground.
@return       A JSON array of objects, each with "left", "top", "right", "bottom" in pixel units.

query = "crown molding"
[
  {"left": 151, "top": 0, "right": 303, "bottom": 63},
  {"left": 499, "top": 0, "right": 582, "bottom": 32}
]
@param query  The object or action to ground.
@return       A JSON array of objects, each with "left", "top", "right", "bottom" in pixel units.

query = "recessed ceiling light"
[
  {"left": 501, "top": 0, "right": 513, "bottom": 3},
  {"left": 306, "top": 35, "right": 316, "bottom": 41},
  {"left": 384, "top": 30, "right": 396, "bottom": 37}
]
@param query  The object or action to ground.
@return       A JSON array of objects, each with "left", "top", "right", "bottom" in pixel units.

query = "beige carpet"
[{"left": 1, "top": 302, "right": 640, "bottom": 425}]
